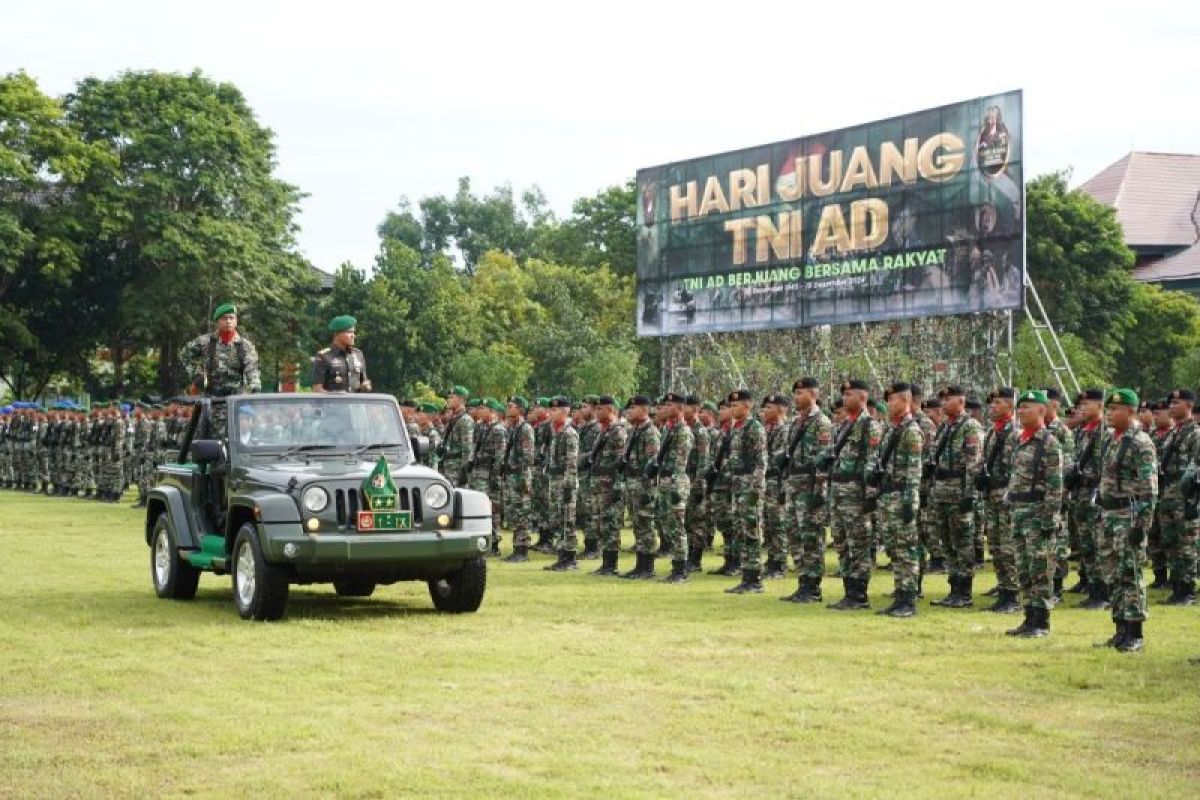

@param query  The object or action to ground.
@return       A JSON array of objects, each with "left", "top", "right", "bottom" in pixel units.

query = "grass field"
[{"left": 1, "top": 491, "right": 1198, "bottom": 798}]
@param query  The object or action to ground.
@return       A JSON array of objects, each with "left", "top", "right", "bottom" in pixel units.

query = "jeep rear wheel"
[
  {"left": 151, "top": 513, "right": 200, "bottom": 600},
  {"left": 333, "top": 580, "right": 376, "bottom": 597},
  {"left": 231, "top": 523, "right": 289, "bottom": 621},
  {"left": 427, "top": 557, "right": 487, "bottom": 613}
]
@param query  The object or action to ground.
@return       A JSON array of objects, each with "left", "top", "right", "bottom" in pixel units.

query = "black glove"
[
  {"left": 862, "top": 496, "right": 878, "bottom": 514},
  {"left": 974, "top": 473, "right": 989, "bottom": 492},
  {"left": 644, "top": 462, "right": 660, "bottom": 479},
  {"left": 1128, "top": 523, "right": 1145, "bottom": 548},
  {"left": 901, "top": 504, "right": 915, "bottom": 524},
  {"left": 958, "top": 496, "right": 975, "bottom": 513},
  {"left": 704, "top": 467, "right": 718, "bottom": 483}
]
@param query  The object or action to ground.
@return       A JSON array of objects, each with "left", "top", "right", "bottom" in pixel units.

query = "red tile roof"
[
  {"left": 1134, "top": 241, "right": 1200, "bottom": 283},
  {"left": 1079, "top": 151, "right": 1200, "bottom": 248}
]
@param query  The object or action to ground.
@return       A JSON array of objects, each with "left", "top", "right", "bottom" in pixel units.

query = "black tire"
[
  {"left": 151, "top": 513, "right": 200, "bottom": 600},
  {"left": 427, "top": 557, "right": 487, "bottom": 613},
  {"left": 231, "top": 523, "right": 289, "bottom": 621},
  {"left": 333, "top": 580, "right": 377, "bottom": 598}
]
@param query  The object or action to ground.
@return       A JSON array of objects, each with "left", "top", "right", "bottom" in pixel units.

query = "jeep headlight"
[
  {"left": 425, "top": 483, "right": 450, "bottom": 509},
  {"left": 302, "top": 486, "right": 329, "bottom": 513}
]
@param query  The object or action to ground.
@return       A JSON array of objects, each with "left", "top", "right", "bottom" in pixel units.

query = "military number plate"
[{"left": 356, "top": 511, "right": 412, "bottom": 531}]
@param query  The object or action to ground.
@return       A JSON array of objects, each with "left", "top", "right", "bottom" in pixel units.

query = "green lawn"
[{"left": 1, "top": 491, "right": 1197, "bottom": 798}]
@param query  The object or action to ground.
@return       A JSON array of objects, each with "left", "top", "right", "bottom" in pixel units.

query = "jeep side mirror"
[
  {"left": 412, "top": 435, "right": 430, "bottom": 459},
  {"left": 190, "top": 439, "right": 224, "bottom": 465}
]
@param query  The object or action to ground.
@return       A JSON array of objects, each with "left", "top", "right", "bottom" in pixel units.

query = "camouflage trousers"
[
  {"left": 786, "top": 481, "right": 827, "bottom": 579},
  {"left": 763, "top": 480, "right": 791, "bottom": 564},
  {"left": 1157, "top": 491, "right": 1198, "bottom": 584},
  {"left": 549, "top": 475, "right": 579, "bottom": 554},
  {"left": 504, "top": 470, "right": 533, "bottom": 548},
  {"left": 830, "top": 483, "right": 873, "bottom": 581},
  {"left": 684, "top": 486, "right": 710, "bottom": 557},
  {"left": 1100, "top": 508, "right": 1149, "bottom": 622},
  {"left": 1070, "top": 497, "right": 1103, "bottom": 587},
  {"left": 710, "top": 484, "right": 736, "bottom": 557},
  {"left": 983, "top": 497, "right": 1018, "bottom": 591},
  {"left": 931, "top": 500, "right": 976, "bottom": 579},
  {"left": 731, "top": 476, "right": 765, "bottom": 570},
  {"left": 1052, "top": 504, "right": 1070, "bottom": 578},
  {"left": 918, "top": 497, "right": 943, "bottom": 562},
  {"left": 879, "top": 493, "right": 920, "bottom": 596},
  {"left": 468, "top": 470, "right": 498, "bottom": 534},
  {"left": 532, "top": 471, "right": 550, "bottom": 537},
  {"left": 591, "top": 476, "right": 625, "bottom": 553},
  {"left": 627, "top": 479, "right": 657, "bottom": 554},
  {"left": 974, "top": 504, "right": 986, "bottom": 561},
  {"left": 1012, "top": 502, "right": 1056, "bottom": 611},
  {"left": 440, "top": 457, "right": 469, "bottom": 489},
  {"left": 655, "top": 475, "right": 690, "bottom": 561},
  {"left": 1147, "top": 511, "right": 1167, "bottom": 573},
  {"left": 576, "top": 476, "right": 591, "bottom": 533},
  {"left": 137, "top": 455, "right": 156, "bottom": 501}
]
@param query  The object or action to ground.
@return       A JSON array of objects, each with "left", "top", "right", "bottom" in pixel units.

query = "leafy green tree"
[
  {"left": 1116, "top": 283, "right": 1200, "bottom": 396},
  {"left": 534, "top": 179, "right": 637, "bottom": 277},
  {"left": 566, "top": 343, "right": 643, "bottom": 400},
  {"left": 447, "top": 343, "right": 533, "bottom": 399},
  {"left": 1011, "top": 320, "right": 1112, "bottom": 391}
]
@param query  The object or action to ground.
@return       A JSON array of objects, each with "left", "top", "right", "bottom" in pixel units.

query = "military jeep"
[{"left": 144, "top": 393, "right": 493, "bottom": 620}]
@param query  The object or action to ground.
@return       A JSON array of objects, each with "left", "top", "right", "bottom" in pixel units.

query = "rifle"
[{"left": 705, "top": 429, "right": 733, "bottom": 493}]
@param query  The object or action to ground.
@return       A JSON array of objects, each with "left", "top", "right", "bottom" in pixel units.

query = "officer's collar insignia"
[{"left": 363, "top": 456, "right": 397, "bottom": 510}]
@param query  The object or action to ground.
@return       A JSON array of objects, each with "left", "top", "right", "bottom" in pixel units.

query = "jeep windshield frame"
[{"left": 227, "top": 394, "right": 413, "bottom": 465}]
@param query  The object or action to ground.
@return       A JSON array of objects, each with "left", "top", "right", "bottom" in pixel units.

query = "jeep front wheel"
[
  {"left": 151, "top": 513, "right": 200, "bottom": 600},
  {"left": 427, "top": 557, "right": 487, "bottom": 613},
  {"left": 231, "top": 523, "right": 289, "bottom": 621}
]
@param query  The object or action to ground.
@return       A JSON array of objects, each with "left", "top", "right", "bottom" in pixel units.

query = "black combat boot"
[
  {"left": 1052, "top": 571, "right": 1064, "bottom": 605},
  {"left": 726, "top": 568, "right": 763, "bottom": 594},
  {"left": 1005, "top": 607, "right": 1034, "bottom": 636},
  {"left": 503, "top": 546, "right": 530, "bottom": 564},
  {"left": 1148, "top": 567, "right": 1170, "bottom": 590},
  {"left": 763, "top": 558, "right": 786, "bottom": 580},
  {"left": 882, "top": 590, "right": 916, "bottom": 618},
  {"left": 1016, "top": 606, "right": 1049, "bottom": 638},
  {"left": 637, "top": 554, "right": 657, "bottom": 580},
  {"left": 1165, "top": 579, "right": 1196, "bottom": 606},
  {"left": 664, "top": 559, "right": 689, "bottom": 584},
  {"left": 543, "top": 550, "right": 566, "bottom": 571},
  {"left": 800, "top": 576, "right": 823, "bottom": 603},
  {"left": 581, "top": 538, "right": 600, "bottom": 560},
  {"left": 987, "top": 588, "right": 1021, "bottom": 614},
  {"left": 1094, "top": 619, "right": 1126, "bottom": 649},
  {"left": 590, "top": 550, "right": 618, "bottom": 575},
  {"left": 1080, "top": 581, "right": 1111, "bottom": 610},
  {"left": 1067, "top": 566, "right": 1090, "bottom": 593},
  {"left": 949, "top": 575, "right": 974, "bottom": 608},
  {"left": 718, "top": 553, "right": 741, "bottom": 577},
  {"left": 932, "top": 576, "right": 961, "bottom": 607},
  {"left": 1116, "top": 620, "right": 1144, "bottom": 652},
  {"left": 974, "top": 543, "right": 986, "bottom": 567},
  {"left": 548, "top": 550, "right": 578, "bottom": 572},
  {"left": 620, "top": 553, "right": 649, "bottom": 579},
  {"left": 687, "top": 548, "right": 703, "bottom": 574},
  {"left": 780, "top": 576, "right": 806, "bottom": 603}
]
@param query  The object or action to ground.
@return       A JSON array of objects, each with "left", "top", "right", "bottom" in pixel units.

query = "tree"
[
  {"left": 1026, "top": 172, "right": 1138, "bottom": 365},
  {"left": 447, "top": 343, "right": 532, "bottom": 399},
  {"left": 534, "top": 179, "right": 637, "bottom": 277},
  {"left": 1011, "top": 321, "right": 1112, "bottom": 392},
  {"left": 1116, "top": 283, "right": 1200, "bottom": 397}
]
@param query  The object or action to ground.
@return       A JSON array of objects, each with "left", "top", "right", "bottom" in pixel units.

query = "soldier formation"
[{"left": 415, "top": 380, "right": 1199, "bottom": 654}]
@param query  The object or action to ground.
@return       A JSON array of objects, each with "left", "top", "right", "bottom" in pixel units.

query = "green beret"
[
  {"left": 536, "top": 397, "right": 551, "bottom": 409},
  {"left": 582, "top": 394, "right": 599, "bottom": 405},
  {"left": 508, "top": 395, "right": 530, "bottom": 411},
  {"left": 327, "top": 315, "right": 357, "bottom": 333},
  {"left": 485, "top": 398, "right": 505, "bottom": 414},
  {"left": 1106, "top": 388, "right": 1139, "bottom": 408},
  {"left": 212, "top": 302, "right": 237, "bottom": 321},
  {"left": 418, "top": 402, "right": 440, "bottom": 414},
  {"left": 871, "top": 400, "right": 887, "bottom": 414},
  {"left": 467, "top": 397, "right": 483, "bottom": 408},
  {"left": 1017, "top": 389, "right": 1048, "bottom": 405},
  {"left": 701, "top": 400, "right": 718, "bottom": 413},
  {"left": 447, "top": 385, "right": 470, "bottom": 398}
]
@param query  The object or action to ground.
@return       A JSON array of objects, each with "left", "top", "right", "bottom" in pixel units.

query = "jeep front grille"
[{"left": 334, "top": 486, "right": 414, "bottom": 525}]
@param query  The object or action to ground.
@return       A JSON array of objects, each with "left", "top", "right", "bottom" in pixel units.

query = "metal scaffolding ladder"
[{"left": 1024, "top": 271, "right": 1081, "bottom": 398}]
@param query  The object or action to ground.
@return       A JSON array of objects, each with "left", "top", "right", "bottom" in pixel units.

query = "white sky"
[{"left": 7, "top": 0, "right": 1197, "bottom": 273}]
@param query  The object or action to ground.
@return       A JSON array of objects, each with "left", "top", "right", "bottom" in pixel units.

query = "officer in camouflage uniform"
[
  {"left": 502, "top": 396, "right": 537, "bottom": 563},
  {"left": 928, "top": 385, "right": 983, "bottom": 609},
  {"left": 531, "top": 399, "right": 555, "bottom": 553},
  {"left": 620, "top": 395, "right": 661, "bottom": 579},
  {"left": 780, "top": 378, "right": 833, "bottom": 604},
  {"left": 873, "top": 383, "right": 925, "bottom": 617},
  {"left": 1093, "top": 388, "right": 1157, "bottom": 652},
  {"left": 1067, "top": 389, "right": 1108, "bottom": 608},
  {"left": 1002, "top": 391, "right": 1065, "bottom": 639},
  {"left": 585, "top": 395, "right": 629, "bottom": 576},
  {"left": 706, "top": 402, "right": 738, "bottom": 576},
  {"left": 0, "top": 408, "right": 11, "bottom": 488},
  {"left": 467, "top": 398, "right": 507, "bottom": 555},
  {"left": 416, "top": 403, "right": 443, "bottom": 470},
  {"left": 438, "top": 386, "right": 475, "bottom": 488},
  {"left": 1041, "top": 388, "right": 1075, "bottom": 603},
  {"left": 576, "top": 396, "right": 602, "bottom": 559},
  {"left": 648, "top": 393, "right": 693, "bottom": 583},
  {"left": 761, "top": 394, "right": 793, "bottom": 579},
  {"left": 724, "top": 389, "right": 768, "bottom": 595},
  {"left": 682, "top": 396, "right": 713, "bottom": 573},
  {"left": 980, "top": 388, "right": 1020, "bottom": 613},
  {"left": 543, "top": 397, "right": 580, "bottom": 571},
  {"left": 179, "top": 303, "right": 261, "bottom": 439},
  {"left": 1157, "top": 389, "right": 1198, "bottom": 606},
  {"left": 1147, "top": 399, "right": 1174, "bottom": 588},
  {"left": 826, "top": 380, "right": 881, "bottom": 610},
  {"left": 912, "top": 388, "right": 943, "bottom": 575}
]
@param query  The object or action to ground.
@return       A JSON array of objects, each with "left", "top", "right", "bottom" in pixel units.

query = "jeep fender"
[{"left": 146, "top": 486, "right": 198, "bottom": 549}]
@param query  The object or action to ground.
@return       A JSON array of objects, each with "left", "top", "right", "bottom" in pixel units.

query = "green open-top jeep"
[{"left": 145, "top": 393, "right": 493, "bottom": 620}]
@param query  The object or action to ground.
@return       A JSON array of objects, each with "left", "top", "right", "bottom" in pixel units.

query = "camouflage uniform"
[
  {"left": 654, "top": 419, "right": 694, "bottom": 566},
  {"left": 728, "top": 416, "right": 767, "bottom": 575},
  {"left": 708, "top": 425, "right": 737, "bottom": 571},
  {"left": 1069, "top": 420, "right": 1106, "bottom": 603},
  {"left": 928, "top": 413, "right": 984, "bottom": 604},
  {"left": 914, "top": 411, "right": 943, "bottom": 568},
  {"left": 622, "top": 419, "right": 661, "bottom": 556},
  {"left": 1097, "top": 425, "right": 1158, "bottom": 628},
  {"left": 533, "top": 419, "right": 553, "bottom": 547},
  {"left": 1045, "top": 416, "right": 1075, "bottom": 593},
  {"left": 1007, "top": 426, "right": 1065, "bottom": 614},
  {"left": 577, "top": 418, "right": 601, "bottom": 552},
  {"left": 762, "top": 416, "right": 793, "bottom": 576},
  {"left": 502, "top": 418, "right": 536, "bottom": 553},
  {"left": 588, "top": 419, "right": 629, "bottom": 570},
  {"left": 547, "top": 420, "right": 580, "bottom": 557},
  {"left": 875, "top": 414, "right": 924, "bottom": 610},
  {"left": 438, "top": 409, "right": 475, "bottom": 487},
  {"left": 1158, "top": 418, "right": 1200, "bottom": 601},
  {"left": 828, "top": 412, "right": 881, "bottom": 586},
  {"left": 782, "top": 405, "right": 833, "bottom": 596},
  {"left": 980, "top": 419, "right": 1019, "bottom": 595},
  {"left": 179, "top": 331, "right": 261, "bottom": 438},
  {"left": 683, "top": 417, "right": 713, "bottom": 569},
  {"left": 468, "top": 419, "right": 507, "bottom": 545}
]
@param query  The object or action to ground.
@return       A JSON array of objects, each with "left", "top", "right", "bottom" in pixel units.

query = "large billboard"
[{"left": 636, "top": 90, "right": 1024, "bottom": 336}]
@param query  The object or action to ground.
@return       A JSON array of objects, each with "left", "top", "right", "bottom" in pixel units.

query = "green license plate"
[{"left": 355, "top": 510, "right": 412, "bottom": 531}]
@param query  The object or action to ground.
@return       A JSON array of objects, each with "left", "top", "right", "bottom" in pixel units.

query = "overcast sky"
[{"left": 7, "top": 1, "right": 1197, "bottom": 273}]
